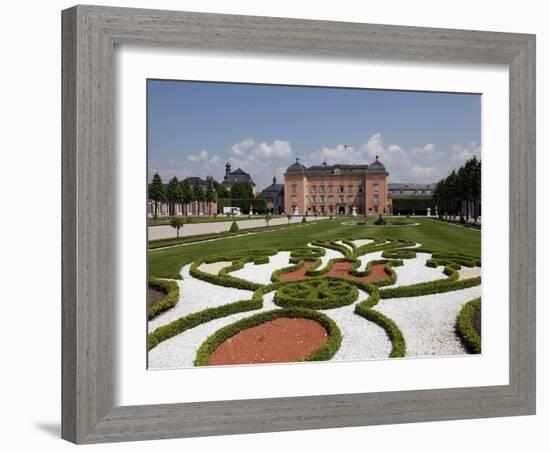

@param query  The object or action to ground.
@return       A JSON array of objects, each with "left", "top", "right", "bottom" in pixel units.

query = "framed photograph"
[{"left": 62, "top": 5, "right": 536, "bottom": 444}]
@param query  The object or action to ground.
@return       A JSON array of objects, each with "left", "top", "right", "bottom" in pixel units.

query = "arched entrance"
[{"left": 338, "top": 206, "right": 345, "bottom": 215}]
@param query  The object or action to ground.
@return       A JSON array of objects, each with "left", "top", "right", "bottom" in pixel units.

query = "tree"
[
  {"left": 180, "top": 178, "right": 193, "bottom": 216},
  {"left": 170, "top": 216, "right": 185, "bottom": 239},
  {"left": 205, "top": 176, "right": 217, "bottom": 216},
  {"left": 230, "top": 182, "right": 254, "bottom": 199},
  {"left": 166, "top": 176, "right": 180, "bottom": 216},
  {"left": 148, "top": 173, "right": 166, "bottom": 220},
  {"left": 265, "top": 214, "right": 272, "bottom": 227},
  {"left": 192, "top": 182, "right": 205, "bottom": 215}
]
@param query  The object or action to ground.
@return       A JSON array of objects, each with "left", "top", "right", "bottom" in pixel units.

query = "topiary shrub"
[
  {"left": 455, "top": 297, "right": 481, "bottom": 353},
  {"left": 147, "top": 278, "right": 179, "bottom": 319},
  {"left": 194, "top": 307, "right": 342, "bottom": 366},
  {"left": 274, "top": 278, "right": 358, "bottom": 309},
  {"left": 301, "top": 216, "right": 307, "bottom": 223},
  {"left": 229, "top": 221, "right": 239, "bottom": 232},
  {"left": 374, "top": 214, "right": 386, "bottom": 226}
]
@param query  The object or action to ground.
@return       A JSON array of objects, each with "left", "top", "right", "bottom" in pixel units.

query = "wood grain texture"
[{"left": 61, "top": 4, "right": 536, "bottom": 444}]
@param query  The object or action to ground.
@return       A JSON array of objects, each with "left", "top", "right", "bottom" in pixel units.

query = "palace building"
[
  {"left": 222, "top": 162, "right": 256, "bottom": 194},
  {"left": 283, "top": 156, "right": 392, "bottom": 216}
]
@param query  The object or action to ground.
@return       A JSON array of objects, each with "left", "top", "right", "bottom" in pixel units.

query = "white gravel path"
[
  {"left": 335, "top": 240, "right": 354, "bottom": 253},
  {"left": 373, "top": 285, "right": 482, "bottom": 357},
  {"left": 230, "top": 252, "right": 292, "bottom": 285},
  {"left": 198, "top": 261, "right": 232, "bottom": 275},
  {"left": 148, "top": 264, "right": 252, "bottom": 332},
  {"left": 148, "top": 291, "right": 279, "bottom": 369},
  {"left": 383, "top": 252, "right": 447, "bottom": 288},
  {"left": 308, "top": 243, "right": 344, "bottom": 270},
  {"left": 458, "top": 266, "right": 481, "bottom": 280},
  {"left": 352, "top": 239, "right": 374, "bottom": 248},
  {"left": 357, "top": 251, "right": 385, "bottom": 271},
  {"left": 324, "top": 290, "right": 392, "bottom": 361}
]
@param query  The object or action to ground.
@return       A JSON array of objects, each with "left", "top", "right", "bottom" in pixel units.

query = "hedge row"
[
  {"left": 354, "top": 286, "right": 406, "bottom": 357},
  {"left": 380, "top": 275, "right": 481, "bottom": 299},
  {"left": 455, "top": 297, "right": 481, "bottom": 354},
  {"left": 147, "top": 278, "right": 180, "bottom": 319},
  {"left": 194, "top": 307, "right": 342, "bottom": 366},
  {"left": 190, "top": 249, "right": 279, "bottom": 290},
  {"left": 274, "top": 278, "right": 359, "bottom": 310},
  {"left": 147, "top": 296, "right": 263, "bottom": 350},
  {"left": 312, "top": 240, "right": 353, "bottom": 258}
]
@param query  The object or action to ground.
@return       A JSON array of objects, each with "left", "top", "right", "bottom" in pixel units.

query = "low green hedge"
[
  {"left": 274, "top": 278, "right": 358, "bottom": 309},
  {"left": 379, "top": 276, "right": 481, "bottom": 299},
  {"left": 194, "top": 307, "right": 342, "bottom": 366},
  {"left": 456, "top": 297, "right": 481, "bottom": 354},
  {"left": 354, "top": 286, "right": 406, "bottom": 357},
  {"left": 147, "top": 278, "right": 180, "bottom": 319}
]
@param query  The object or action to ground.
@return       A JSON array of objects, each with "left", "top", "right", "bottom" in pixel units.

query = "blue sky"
[{"left": 148, "top": 79, "right": 481, "bottom": 189}]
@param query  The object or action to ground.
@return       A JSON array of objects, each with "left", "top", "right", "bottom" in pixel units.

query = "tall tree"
[
  {"left": 205, "top": 176, "right": 217, "bottom": 216},
  {"left": 180, "top": 178, "right": 193, "bottom": 216},
  {"left": 166, "top": 176, "right": 180, "bottom": 216},
  {"left": 230, "top": 182, "right": 254, "bottom": 199},
  {"left": 148, "top": 173, "right": 165, "bottom": 220},
  {"left": 192, "top": 182, "right": 205, "bottom": 215}
]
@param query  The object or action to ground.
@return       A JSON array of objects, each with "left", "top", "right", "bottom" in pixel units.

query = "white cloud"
[
  {"left": 231, "top": 138, "right": 255, "bottom": 156},
  {"left": 451, "top": 141, "right": 481, "bottom": 163}
]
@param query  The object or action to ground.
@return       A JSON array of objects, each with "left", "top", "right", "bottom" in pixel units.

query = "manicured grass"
[{"left": 148, "top": 217, "right": 481, "bottom": 279}]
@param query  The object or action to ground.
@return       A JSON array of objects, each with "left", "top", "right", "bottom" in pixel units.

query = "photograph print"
[{"left": 146, "top": 80, "right": 482, "bottom": 370}]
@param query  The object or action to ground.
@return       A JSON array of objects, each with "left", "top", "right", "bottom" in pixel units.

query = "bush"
[
  {"left": 380, "top": 275, "right": 481, "bottom": 299},
  {"left": 459, "top": 216, "right": 466, "bottom": 224},
  {"left": 354, "top": 286, "right": 406, "bottom": 357},
  {"left": 229, "top": 221, "right": 239, "bottom": 233},
  {"left": 147, "top": 278, "right": 180, "bottom": 319},
  {"left": 455, "top": 297, "right": 481, "bottom": 353},
  {"left": 194, "top": 308, "right": 342, "bottom": 366},
  {"left": 301, "top": 216, "right": 307, "bottom": 223},
  {"left": 274, "top": 278, "right": 358, "bottom": 309}
]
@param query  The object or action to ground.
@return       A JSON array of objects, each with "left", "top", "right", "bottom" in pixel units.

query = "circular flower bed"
[
  {"left": 274, "top": 278, "right": 358, "bottom": 309},
  {"left": 195, "top": 308, "right": 342, "bottom": 366}
]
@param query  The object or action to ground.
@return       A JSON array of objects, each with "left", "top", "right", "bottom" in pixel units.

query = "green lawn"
[{"left": 148, "top": 217, "right": 481, "bottom": 279}]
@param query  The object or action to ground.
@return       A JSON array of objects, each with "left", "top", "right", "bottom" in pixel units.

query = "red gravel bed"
[
  {"left": 279, "top": 261, "right": 315, "bottom": 281},
  {"left": 208, "top": 318, "right": 328, "bottom": 366},
  {"left": 147, "top": 287, "right": 166, "bottom": 308},
  {"left": 278, "top": 260, "right": 389, "bottom": 283}
]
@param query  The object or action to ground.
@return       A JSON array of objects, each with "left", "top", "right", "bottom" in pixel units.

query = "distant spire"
[
  {"left": 375, "top": 155, "right": 379, "bottom": 161},
  {"left": 296, "top": 157, "right": 300, "bottom": 163},
  {"left": 273, "top": 175, "right": 276, "bottom": 185}
]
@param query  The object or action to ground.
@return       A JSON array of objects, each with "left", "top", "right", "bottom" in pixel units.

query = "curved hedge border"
[
  {"left": 274, "top": 278, "right": 358, "bottom": 309},
  {"left": 455, "top": 297, "right": 481, "bottom": 354},
  {"left": 354, "top": 285, "right": 406, "bottom": 357},
  {"left": 147, "top": 278, "right": 180, "bottom": 319},
  {"left": 379, "top": 275, "right": 481, "bottom": 299},
  {"left": 194, "top": 307, "right": 342, "bottom": 366}
]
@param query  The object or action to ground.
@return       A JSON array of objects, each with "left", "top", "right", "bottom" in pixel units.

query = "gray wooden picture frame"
[{"left": 61, "top": 4, "right": 536, "bottom": 444}]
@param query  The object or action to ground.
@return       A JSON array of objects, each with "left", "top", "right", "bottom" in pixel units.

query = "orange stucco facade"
[{"left": 284, "top": 157, "right": 392, "bottom": 216}]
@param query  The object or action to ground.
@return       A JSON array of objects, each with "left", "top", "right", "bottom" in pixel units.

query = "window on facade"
[
  {"left": 328, "top": 185, "right": 334, "bottom": 193},
  {"left": 328, "top": 195, "right": 334, "bottom": 203},
  {"left": 374, "top": 184, "right": 379, "bottom": 192},
  {"left": 319, "top": 185, "right": 325, "bottom": 193},
  {"left": 347, "top": 195, "right": 354, "bottom": 203},
  {"left": 311, "top": 196, "right": 317, "bottom": 204},
  {"left": 339, "top": 185, "right": 344, "bottom": 193},
  {"left": 358, "top": 184, "right": 364, "bottom": 192},
  {"left": 348, "top": 185, "right": 353, "bottom": 193},
  {"left": 339, "top": 196, "right": 344, "bottom": 204},
  {"left": 291, "top": 184, "right": 297, "bottom": 194},
  {"left": 291, "top": 196, "right": 297, "bottom": 204},
  {"left": 373, "top": 195, "right": 379, "bottom": 204},
  {"left": 374, "top": 205, "right": 379, "bottom": 213},
  {"left": 320, "top": 196, "right": 325, "bottom": 204},
  {"left": 310, "top": 185, "right": 316, "bottom": 193}
]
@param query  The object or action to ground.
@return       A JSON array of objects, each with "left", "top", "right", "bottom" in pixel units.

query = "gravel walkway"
[
  {"left": 324, "top": 290, "right": 392, "bottom": 361},
  {"left": 458, "top": 266, "right": 482, "bottom": 280},
  {"left": 230, "top": 252, "right": 292, "bottom": 285},
  {"left": 148, "top": 264, "right": 252, "bottom": 332},
  {"left": 383, "top": 252, "right": 447, "bottom": 288},
  {"left": 373, "top": 285, "right": 482, "bottom": 357},
  {"left": 335, "top": 240, "right": 355, "bottom": 253},
  {"left": 357, "top": 251, "right": 385, "bottom": 271},
  {"left": 148, "top": 291, "right": 280, "bottom": 369},
  {"left": 352, "top": 238, "right": 374, "bottom": 248},
  {"left": 308, "top": 243, "right": 345, "bottom": 270},
  {"left": 198, "top": 261, "right": 232, "bottom": 275}
]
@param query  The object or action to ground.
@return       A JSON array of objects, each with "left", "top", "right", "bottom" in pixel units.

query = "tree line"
[
  {"left": 148, "top": 173, "right": 257, "bottom": 219},
  {"left": 432, "top": 156, "right": 481, "bottom": 222}
]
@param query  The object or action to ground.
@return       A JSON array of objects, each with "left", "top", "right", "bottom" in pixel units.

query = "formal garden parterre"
[{"left": 147, "top": 217, "right": 482, "bottom": 368}]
